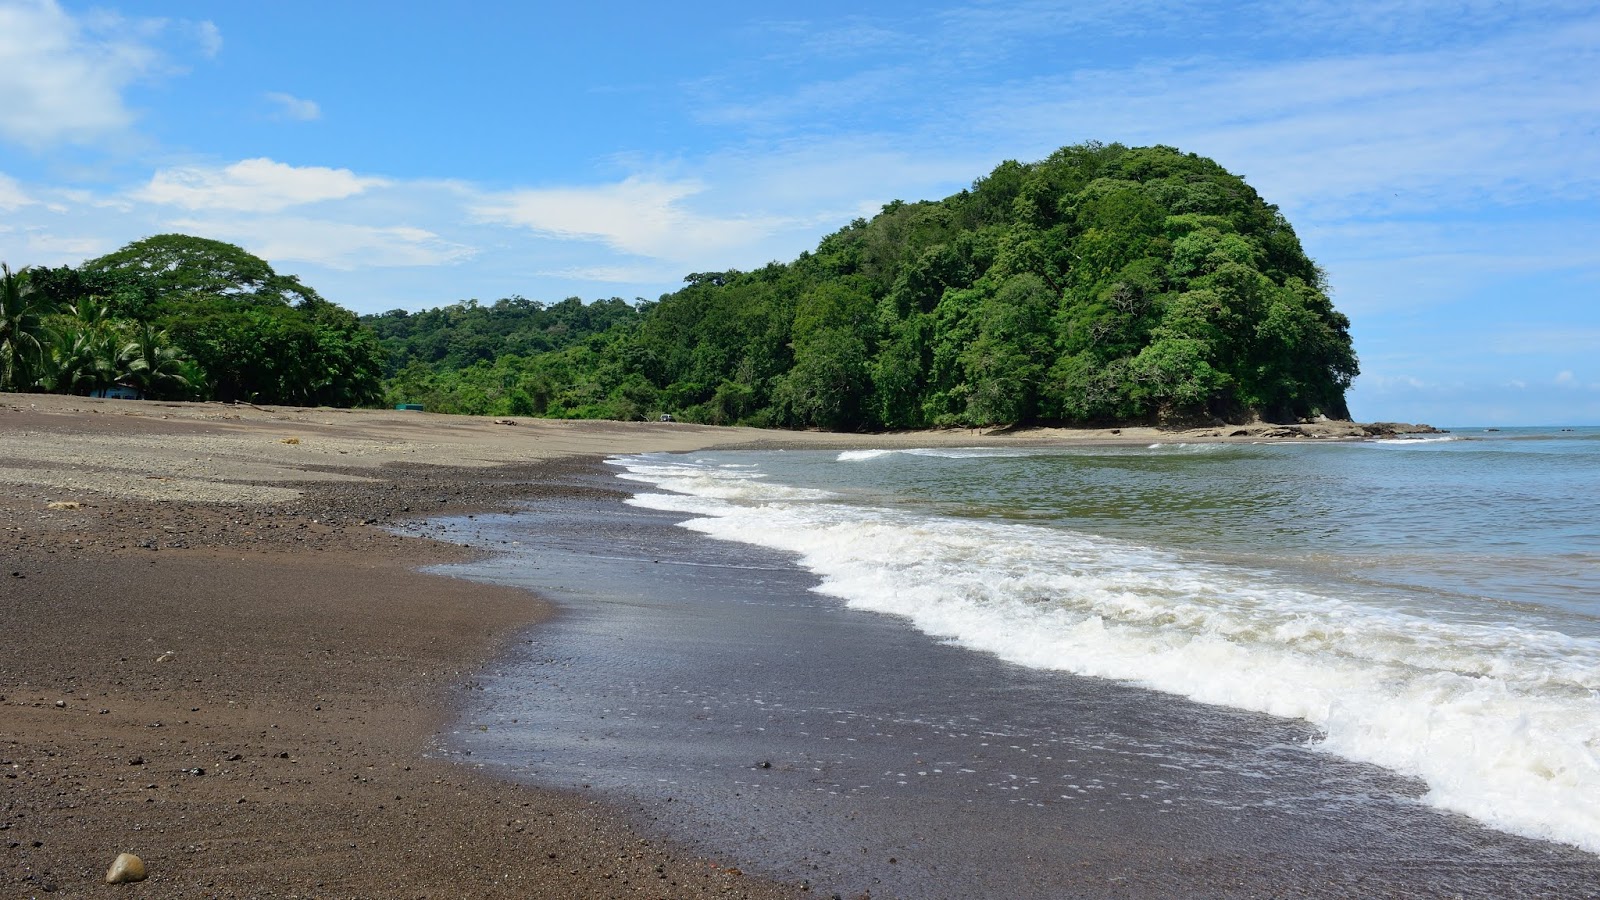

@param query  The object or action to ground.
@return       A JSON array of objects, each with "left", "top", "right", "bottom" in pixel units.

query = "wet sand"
[
  {"left": 1, "top": 397, "right": 823, "bottom": 898},
  {"left": 434, "top": 466, "right": 1600, "bottom": 899}
]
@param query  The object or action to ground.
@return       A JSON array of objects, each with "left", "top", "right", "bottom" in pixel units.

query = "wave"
[
  {"left": 612, "top": 452, "right": 1600, "bottom": 856},
  {"left": 837, "top": 444, "right": 1235, "bottom": 463},
  {"left": 1370, "top": 436, "right": 1461, "bottom": 446}
]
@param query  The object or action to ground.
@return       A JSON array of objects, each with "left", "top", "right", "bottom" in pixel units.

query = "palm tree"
[
  {"left": 47, "top": 326, "right": 119, "bottom": 396},
  {"left": 0, "top": 263, "right": 51, "bottom": 391},
  {"left": 118, "top": 323, "right": 192, "bottom": 399},
  {"left": 36, "top": 297, "right": 121, "bottom": 396}
]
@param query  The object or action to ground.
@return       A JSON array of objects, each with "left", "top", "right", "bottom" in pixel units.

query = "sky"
[{"left": 1, "top": 0, "right": 1597, "bottom": 425}]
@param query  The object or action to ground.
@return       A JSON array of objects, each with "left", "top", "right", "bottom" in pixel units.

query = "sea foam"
[{"left": 611, "top": 451, "right": 1600, "bottom": 855}]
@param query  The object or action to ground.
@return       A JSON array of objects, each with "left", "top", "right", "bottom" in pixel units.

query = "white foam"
[
  {"left": 1371, "top": 436, "right": 1460, "bottom": 446},
  {"left": 837, "top": 449, "right": 898, "bottom": 462},
  {"left": 613, "top": 452, "right": 1600, "bottom": 855},
  {"left": 836, "top": 447, "right": 1037, "bottom": 462}
]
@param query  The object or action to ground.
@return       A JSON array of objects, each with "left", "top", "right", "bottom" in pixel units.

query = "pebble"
[{"left": 106, "top": 852, "right": 147, "bottom": 884}]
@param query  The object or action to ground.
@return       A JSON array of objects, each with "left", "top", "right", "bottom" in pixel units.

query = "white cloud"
[
  {"left": 135, "top": 158, "right": 386, "bottom": 213},
  {"left": 265, "top": 91, "right": 321, "bottom": 122},
  {"left": 539, "top": 263, "right": 692, "bottom": 285},
  {"left": 170, "top": 216, "right": 476, "bottom": 270},
  {"left": 0, "top": 0, "right": 162, "bottom": 147},
  {"left": 0, "top": 172, "right": 31, "bottom": 210},
  {"left": 191, "top": 20, "right": 222, "bottom": 58},
  {"left": 965, "top": 17, "right": 1600, "bottom": 221},
  {"left": 472, "top": 176, "right": 788, "bottom": 261},
  {"left": 22, "top": 231, "right": 108, "bottom": 262}
]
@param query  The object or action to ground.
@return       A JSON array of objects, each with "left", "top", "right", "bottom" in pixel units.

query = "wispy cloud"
[
  {"left": 0, "top": 172, "right": 31, "bottom": 210},
  {"left": 539, "top": 263, "right": 691, "bottom": 285},
  {"left": 472, "top": 176, "right": 789, "bottom": 261},
  {"left": 0, "top": 0, "right": 161, "bottom": 148},
  {"left": 190, "top": 19, "right": 222, "bottom": 58},
  {"left": 17, "top": 229, "right": 109, "bottom": 262},
  {"left": 1492, "top": 328, "right": 1600, "bottom": 357},
  {"left": 169, "top": 216, "right": 475, "bottom": 271},
  {"left": 264, "top": 91, "right": 321, "bottom": 122},
  {"left": 959, "top": 18, "right": 1600, "bottom": 221},
  {"left": 135, "top": 158, "right": 385, "bottom": 212}
]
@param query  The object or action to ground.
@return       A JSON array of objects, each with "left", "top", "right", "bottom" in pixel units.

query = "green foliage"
[
  {"left": 0, "top": 263, "right": 51, "bottom": 391},
  {"left": 118, "top": 323, "right": 194, "bottom": 400},
  {"left": 77, "top": 236, "right": 383, "bottom": 406},
  {"left": 353, "top": 142, "right": 1360, "bottom": 429},
  {"left": 4, "top": 235, "right": 383, "bottom": 407}
]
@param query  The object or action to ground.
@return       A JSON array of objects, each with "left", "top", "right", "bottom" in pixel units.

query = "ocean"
[{"left": 433, "top": 427, "right": 1600, "bottom": 896}]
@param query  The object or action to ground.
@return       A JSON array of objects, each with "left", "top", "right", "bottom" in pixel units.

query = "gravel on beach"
[{"left": 2, "top": 398, "right": 807, "bottom": 899}]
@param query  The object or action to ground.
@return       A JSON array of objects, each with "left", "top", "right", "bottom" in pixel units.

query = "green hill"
[{"left": 374, "top": 142, "right": 1357, "bottom": 428}]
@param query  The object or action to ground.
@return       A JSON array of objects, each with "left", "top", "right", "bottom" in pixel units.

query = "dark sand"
[
  {"left": 431, "top": 466, "right": 1600, "bottom": 899},
  {"left": 2, "top": 444, "right": 802, "bottom": 895}
]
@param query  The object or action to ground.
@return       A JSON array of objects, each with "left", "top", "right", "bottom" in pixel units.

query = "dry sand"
[{"left": 0, "top": 395, "right": 1430, "bottom": 898}]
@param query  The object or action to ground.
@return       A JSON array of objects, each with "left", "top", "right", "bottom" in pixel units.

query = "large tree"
[{"left": 74, "top": 235, "right": 384, "bottom": 406}]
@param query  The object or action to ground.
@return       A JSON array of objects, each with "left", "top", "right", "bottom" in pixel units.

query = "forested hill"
[{"left": 372, "top": 143, "right": 1358, "bottom": 428}]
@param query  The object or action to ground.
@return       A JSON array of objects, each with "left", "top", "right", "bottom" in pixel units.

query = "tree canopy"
[
  {"left": 369, "top": 143, "right": 1357, "bottom": 427},
  {"left": 6, "top": 235, "right": 383, "bottom": 406}
]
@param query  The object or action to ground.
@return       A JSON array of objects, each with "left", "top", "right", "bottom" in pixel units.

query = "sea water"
[{"left": 609, "top": 427, "right": 1600, "bottom": 855}]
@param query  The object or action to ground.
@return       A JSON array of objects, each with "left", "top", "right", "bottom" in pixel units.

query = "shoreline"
[
  {"left": 430, "top": 455, "right": 1600, "bottom": 899},
  {"left": 0, "top": 394, "right": 1445, "bottom": 897},
  {"left": 2, "top": 400, "right": 818, "bottom": 897}
]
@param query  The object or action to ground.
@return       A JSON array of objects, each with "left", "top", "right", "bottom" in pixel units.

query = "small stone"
[
  {"left": 106, "top": 852, "right": 147, "bottom": 884},
  {"left": 54, "top": 700, "right": 66, "bottom": 708}
]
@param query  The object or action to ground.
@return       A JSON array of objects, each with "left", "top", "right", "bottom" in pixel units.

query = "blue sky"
[{"left": 1, "top": 0, "right": 1596, "bottom": 425}]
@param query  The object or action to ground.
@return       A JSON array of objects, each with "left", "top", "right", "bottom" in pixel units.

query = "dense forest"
[
  {"left": 0, "top": 235, "right": 383, "bottom": 405},
  {"left": 369, "top": 143, "right": 1357, "bottom": 427},
  {"left": 2, "top": 143, "right": 1358, "bottom": 428}
]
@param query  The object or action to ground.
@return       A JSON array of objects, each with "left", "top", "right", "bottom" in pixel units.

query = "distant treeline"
[
  {"left": 2, "top": 142, "right": 1358, "bottom": 428},
  {"left": 367, "top": 142, "right": 1357, "bottom": 427}
]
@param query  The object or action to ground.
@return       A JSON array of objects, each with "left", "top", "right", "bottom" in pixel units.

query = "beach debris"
[
  {"left": 46, "top": 501, "right": 82, "bottom": 510},
  {"left": 279, "top": 437, "right": 301, "bottom": 445},
  {"left": 105, "top": 852, "right": 147, "bottom": 884},
  {"left": 54, "top": 700, "right": 65, "bottom": 708},
  {"left": 494, "top": 418, "right": 517, "bottom": 425},
  {"left": 155, "top": 650, "right": 176, "bottom": 663}
]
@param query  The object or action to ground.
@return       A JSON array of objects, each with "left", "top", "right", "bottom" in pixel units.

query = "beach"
[
  {"left": 4, "top": 394, "right": 1569, "bottom": 898},
  {"left": 0, "top": 395, "right": 1132, "bottom": 898}
]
